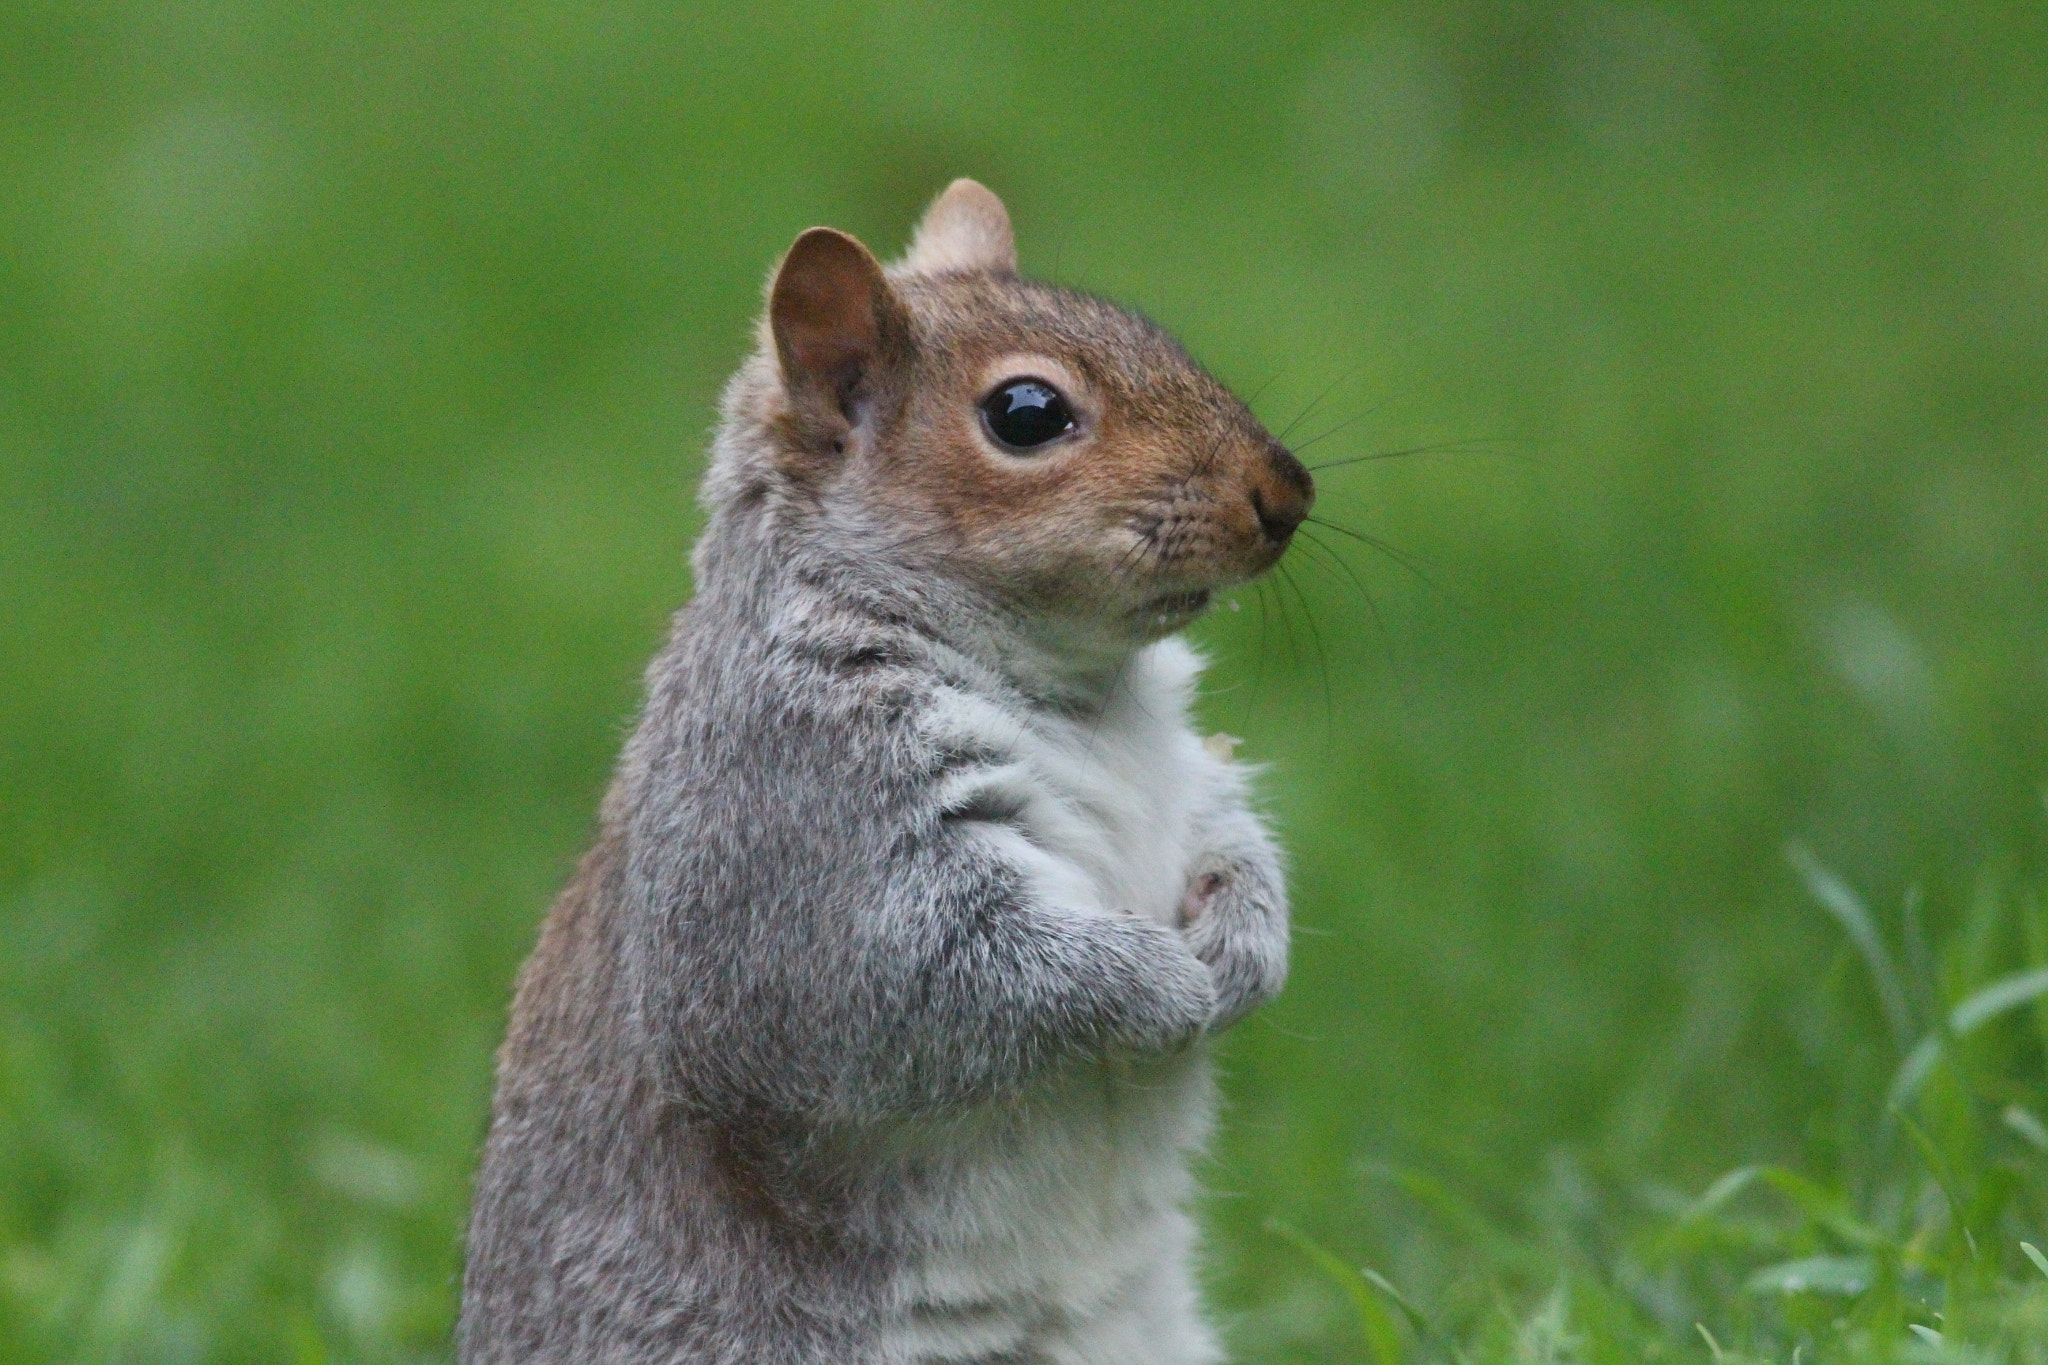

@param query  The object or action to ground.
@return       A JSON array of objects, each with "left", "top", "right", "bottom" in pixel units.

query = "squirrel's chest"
[
  {"left": 1017, "top": 715, "right": 1203, "bottom": 925},
  {"left": 925, "top": 639, "right": 1226, "bottom": 926}
]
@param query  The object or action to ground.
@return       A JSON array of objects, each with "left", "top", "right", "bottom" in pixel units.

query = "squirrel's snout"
[{"left": 1249, "top": 442, "right": 1314, "bottom": 546}]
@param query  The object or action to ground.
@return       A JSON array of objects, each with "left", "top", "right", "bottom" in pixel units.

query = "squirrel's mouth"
[{"left": 1134, "top": 589, "right": 1212, "bottom": 630}]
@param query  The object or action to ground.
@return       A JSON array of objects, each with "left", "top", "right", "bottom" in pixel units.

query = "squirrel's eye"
[{"left": 979, "top": 379, "right": 1075, "bottom": 451}]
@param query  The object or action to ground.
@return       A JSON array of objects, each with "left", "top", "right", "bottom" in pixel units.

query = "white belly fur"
[
  {"left": 881, "top": 639, "right": 1232, "bottom": 1363},
  {"left": 926, "top": 637, "right": 1234, "bottom": 926}
]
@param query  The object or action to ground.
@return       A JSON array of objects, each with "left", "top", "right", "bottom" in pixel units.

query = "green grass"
[
  {"left": 4, "top": 1, "right": 2048, "bottom": 1361},
  {"left": 1267, "top": 851, "right": 2048, "bottom": 1362}
]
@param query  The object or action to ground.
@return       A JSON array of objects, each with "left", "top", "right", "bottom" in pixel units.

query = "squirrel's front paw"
[{"left": 1177, "top": 855, "right": 1288, "bottom": 1031}]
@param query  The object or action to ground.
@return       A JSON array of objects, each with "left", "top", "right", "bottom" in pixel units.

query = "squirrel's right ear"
[
  {"left": 768, "top": 227, "right": 911, "bottom": 445},
  {"left": 903, "top": 179, "right": 1017, "bottom": 275}
]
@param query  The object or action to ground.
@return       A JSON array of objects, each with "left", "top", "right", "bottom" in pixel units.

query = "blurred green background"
[{"left": 4, "top": 1, "right": 2047, "bottom": 1360}]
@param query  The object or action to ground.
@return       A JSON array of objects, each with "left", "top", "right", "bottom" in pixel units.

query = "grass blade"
[
  {"left": 1786, "top": 842, "right": 1913, "bottom": 1046},
  {"left": 1359, "top": 1160, "right": 1531, "bottom": 1270},
  {"left": 1886, "top": 1034, "right": 1945, "bottom": 1112},
  {"left": 1668, "top": 1164, "right": 1891, "bottom": 1256},
  {"left": 1755, "top": 1168, "right": 1891, "bottom": 1252},
  {"left": 2002, "top": 1104, "right": 2048, "bottom": 1151},
  {"left": 1360, "top": 1267, "right": 1471, "bottom": 1364},
  {"left": 1743, "top": 1255, "right": 1873, "bottom": 1297},
  {"left": 1678, "top": 1166, "right": 1762, "bottom": 1224},
  {"left": 1266, "top": 1219, "right": 1407, "bottom": 1365},
  {"left": 1948, "top": 964, "right": 2048, "bottom": 1034},
  {"left": 1886, "top": 966, "right": 2048, "bottom": 1110},
  {"left": 1894, "top": 1111, "right": 1969, "bottom": 1238}
]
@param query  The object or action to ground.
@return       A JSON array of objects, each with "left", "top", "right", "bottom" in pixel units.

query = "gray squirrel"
[{"left": 458, "top": 180, "right": 1314, "bottom": 1364}]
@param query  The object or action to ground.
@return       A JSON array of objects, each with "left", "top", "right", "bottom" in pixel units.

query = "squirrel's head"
[{"left": 711, "top": 179, "right": 1313, "bottom": 648}]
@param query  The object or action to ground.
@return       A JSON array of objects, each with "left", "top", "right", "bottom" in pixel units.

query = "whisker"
[
  {"left": 1085, "top": 650, "right": 1134, "bottom": 753},
  {"left": 1249, "top": 1013, "right": 1330, "bottom": 1044},
  {"left": 1274, "top": 561, "right": 1333, "bottom": 742},
  {"left": 1108, "top": 527, "right": 1152, "bottom": 583},
  {"left": 1241, "top": 578, "right": 1275, "bottom": 734},
  {"left": 1274, "top": 367, "right": 1364, "bottom": 443},
  {"left": 1303, "top": 516, "right": 1460, "bottom": 608},
  {"left": 1292, "top": 527, "right": 1373, "bottom": 608},
  {"left": 1267, "top": 566, "right": 1301, "bottom": 673},
  {"left": 1240, "top": 372, "right": 1282, "bottom": 414},
  {"left": 1295, "top": 527, "right": 1401, "bottom": 704},
  {"left": 1192, "top": 420, "right": 1232, "bottom": 479},
  {"left": 1306, "top": 437, "right": 1534, "bottom": 474},
  {"left": 1286, "top": 397, "right": 1394, "bottom": 457},
  {"left": 865, "top": 522, "right": 961, "bottom": 561}
]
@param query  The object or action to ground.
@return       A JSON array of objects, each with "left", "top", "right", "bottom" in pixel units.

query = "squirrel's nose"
[{"left": 1250, "top": 441, "right": 1314, "bottom": 545}]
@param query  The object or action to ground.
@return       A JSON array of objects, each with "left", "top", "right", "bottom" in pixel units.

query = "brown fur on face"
[{"left": 764, "top": 181, "right": 1313, "bottom": 643}]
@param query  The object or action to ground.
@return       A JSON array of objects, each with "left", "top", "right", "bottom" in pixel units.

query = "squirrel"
[{"left": 457, "top": 180, "right": 1314, "bottom": 1365}]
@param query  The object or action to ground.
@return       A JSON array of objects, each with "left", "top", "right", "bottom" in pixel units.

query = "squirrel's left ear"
[
  {"left": 769, "top": 226, "right": 911, "bottom": 447},
  {"left": 903, "top": 179, "right": 1017, "bottom": 275}
]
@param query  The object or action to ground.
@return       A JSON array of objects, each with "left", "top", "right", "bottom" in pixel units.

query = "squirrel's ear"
[
  {"left": 768, "top": 227, "right": 910, "bottom": 436},
  {"left": 902, "top": 179, "right": 1017, "bottom": 276}
]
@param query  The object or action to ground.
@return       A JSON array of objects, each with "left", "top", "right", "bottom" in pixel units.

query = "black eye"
[{"left": 979, "top": 378, "right": 1075, "bottom": 451}]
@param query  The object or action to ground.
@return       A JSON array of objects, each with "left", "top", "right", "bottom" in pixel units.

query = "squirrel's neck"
[{"left": 691, "top": 494, "right": 1147, "bottom": 715}]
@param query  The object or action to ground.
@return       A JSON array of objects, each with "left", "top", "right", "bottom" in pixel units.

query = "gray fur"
[{"left": 459, "top": 204, "right": 1295, "bottom": 1363}]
